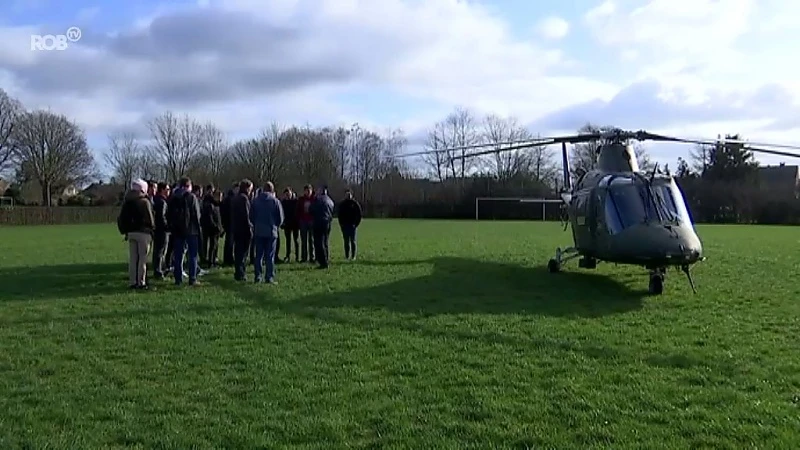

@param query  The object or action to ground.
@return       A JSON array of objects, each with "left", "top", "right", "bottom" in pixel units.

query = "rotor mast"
[{"left": 596, "top": 133, "right": 640, "bottom": 173}]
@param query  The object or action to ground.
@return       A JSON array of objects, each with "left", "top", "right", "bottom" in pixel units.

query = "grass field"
[{"left": 0, "top": 219, "right": 799, "bottom": 448}]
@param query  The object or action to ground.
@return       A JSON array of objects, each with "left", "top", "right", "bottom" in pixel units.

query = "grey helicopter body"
[
  {"left": 551, "top": 136, "right": 704, "bottom": 295},
  {"left": 397, "top": 127, "right": 800, "bottom": 295}
]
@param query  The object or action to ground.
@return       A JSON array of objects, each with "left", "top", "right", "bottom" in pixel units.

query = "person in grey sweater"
[{"left": 250, "top": 181, "right": 284, "bottom": 283}]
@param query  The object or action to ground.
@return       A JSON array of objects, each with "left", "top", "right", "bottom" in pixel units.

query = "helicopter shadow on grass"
[
  {"left": 216, "top": 256, "right": 648, "bottom": 364},
  {"left": 0, "top": 262, "right": 128, "bottom": 302},
  {"left": 231, "top": 256, "right": 648, "bottom": 319}
]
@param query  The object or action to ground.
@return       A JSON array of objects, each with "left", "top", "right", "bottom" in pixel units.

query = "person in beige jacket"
[{"left": 117, "top": 179, "right": 156, "bottom": 289}]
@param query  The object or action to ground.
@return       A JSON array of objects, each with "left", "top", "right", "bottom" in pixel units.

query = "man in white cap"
[{"left": 116, "top": 178, "right": 156, "bottom": 289}]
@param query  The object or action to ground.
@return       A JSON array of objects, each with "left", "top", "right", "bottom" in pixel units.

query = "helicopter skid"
[{"left": 547, "top": 247, "right": 579, "bottom": 273}]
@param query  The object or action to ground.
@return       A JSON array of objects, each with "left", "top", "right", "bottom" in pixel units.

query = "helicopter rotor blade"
[
  {"left": 387, "top": 132, "right": 603, "bottom": 159},
  {"left": 386, "top": 127, "right": 800, "bottom": 161}
]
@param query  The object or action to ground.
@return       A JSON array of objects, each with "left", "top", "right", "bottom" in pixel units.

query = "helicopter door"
[
  {"left": 587, "top": 191, "right": 599, "bottom": 237},
  {"left": 572, "top": 191, "right": 592, "bottom": 249}
]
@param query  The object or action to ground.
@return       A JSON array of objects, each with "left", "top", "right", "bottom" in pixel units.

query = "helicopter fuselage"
[
  {"left": 548, "top": 140, "right": 704, "bottom": 294},
  {"left": 566, "top": 169, "right": 703, "bottom": 270}
]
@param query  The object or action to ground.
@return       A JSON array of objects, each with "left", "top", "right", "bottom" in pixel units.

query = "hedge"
[{"left": 0, "top": 207, "right": 119, "bottom": 226}]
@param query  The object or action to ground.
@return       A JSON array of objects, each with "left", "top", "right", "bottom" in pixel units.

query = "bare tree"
[
  {"left": 138, "top": 151, "right": 165, "bottom": 183},
  {"left": 229, "top": 123, "right": 290, "bottom": 185},
  {"left": 570, "top": 123, "right": 604, "bottom": 179},
  {"left": 330, "top": 125, "right": 352, "bottom": 181},
  {"left": 147, "top": 111, "right": 203, "bottom": 182},
  {"left": 690, "top": 143, "right": 712, "bottom": 175},
  {"left": 104, "top": 132, "right": 141, "bottom": 186},
  {"left": 191, "top": 122, "right": 230, "bottom": 186},
  {"left": 13, "top": 110, "right": 95, "bottom": 206},
  {"left": 421, "top": 121, "right": 450, "bottom": 182},
  {"left": 0, "top": 89, "right": 22, "bottom": 176},
  {"left": 481, "top": 114, "right": 551, "bottom": 180},
  {"left": 443, "top": 107, "right": 480, "bottom": 178},
  {"left": 349, "top": 124, "right": 385, "bottom": 189},
  {"left": 634, "top": 143, "right": 655, "bottom": 172}
]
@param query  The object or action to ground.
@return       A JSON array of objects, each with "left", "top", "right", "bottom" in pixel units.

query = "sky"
[{"left": 2, "top": 0, "right": 800, "bottom": 177}]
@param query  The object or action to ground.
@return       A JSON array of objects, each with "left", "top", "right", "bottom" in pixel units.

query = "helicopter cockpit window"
[
  {"left": 604, "top": 178, "right": 658, "bottom": 233},
  {"left": 669, "top": 179, "right": 692, "bottom": 224},
  {"left": 651, "top": 183, "right": 679, "bottom": 222}
]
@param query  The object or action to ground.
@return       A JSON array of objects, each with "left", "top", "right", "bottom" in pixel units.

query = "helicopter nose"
[{"left": 662, "top": 228, "right": 703, "bottom": 265}]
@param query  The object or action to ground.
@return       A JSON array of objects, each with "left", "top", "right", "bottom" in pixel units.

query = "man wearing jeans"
[
  {"left": 250, "top": 181, "right": 284, "bottom": 283},
  {"left": 311, "top": 185, "right": 335, "bottom": 269},
  {"left": 168, "top": 176, "right": 202, "bottom": 286},
  {"left": 337, "top": 189, "right": 362, "bottom": 260}
]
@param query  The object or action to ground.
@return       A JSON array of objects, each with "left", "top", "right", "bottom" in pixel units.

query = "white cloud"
[
  {"left": 0, "top": 0, "right": 799, "bottom": 171},
  {"left": 569, "top": 0, "right": 800, "bottom": 165},
  {"left": 536, "top": 16, "right": 569, "bottom": 40}
]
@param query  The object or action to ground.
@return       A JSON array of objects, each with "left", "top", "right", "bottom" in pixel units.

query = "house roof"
[
  {"left": 758, "top": 164, "right": 799, "bottom": 186},
  {"left": 82, "top": 182, "right": 125, "bottom": 198}
]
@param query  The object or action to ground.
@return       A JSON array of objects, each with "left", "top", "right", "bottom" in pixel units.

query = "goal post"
[{"left": 475, "top": 197, "right": 563, "bottom": 221}]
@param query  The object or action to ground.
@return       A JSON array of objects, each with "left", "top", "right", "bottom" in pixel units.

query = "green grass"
[{"left": 0, "top": 219, "right": 799, "bottom": 448}]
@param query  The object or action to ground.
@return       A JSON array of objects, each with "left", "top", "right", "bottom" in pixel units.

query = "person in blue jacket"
[{"left": 249, "top": 181, "right": 284, "bottom": 283}]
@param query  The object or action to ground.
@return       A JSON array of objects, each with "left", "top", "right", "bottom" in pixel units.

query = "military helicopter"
[{"left": 398, "top": 128, "right": 800, "bottom": 295}]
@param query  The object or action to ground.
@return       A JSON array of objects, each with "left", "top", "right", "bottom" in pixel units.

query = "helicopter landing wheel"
[
  {"left": 547, "top": 258, "right": 561, "bottom": 273},
  {"left": 648, "top": 273, "right": 664, "bottom": 295}
]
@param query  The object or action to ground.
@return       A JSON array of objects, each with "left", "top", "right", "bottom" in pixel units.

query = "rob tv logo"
[{"left": 30, "top": 27, "right": 81, "bottom": 51}]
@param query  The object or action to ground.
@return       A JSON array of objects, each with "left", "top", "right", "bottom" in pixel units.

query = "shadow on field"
[
  {"left": 333, "top": 256, "right": 646, "bottom": 317},
  {"left": 236, "top": 256, "right": 645, "bottom": 319},
  {"left": 0, "top": 262, "right": 126, "bottom": 301}
]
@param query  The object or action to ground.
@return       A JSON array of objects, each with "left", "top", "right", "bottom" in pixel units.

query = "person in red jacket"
[{"left": 296, "top": 184, "right": 316, "bottom": 262}]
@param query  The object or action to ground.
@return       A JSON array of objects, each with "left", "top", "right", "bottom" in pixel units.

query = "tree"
[
  {"left": 570, "top": 123, "right": 605, "bottom": 178},
  {"left": 690, "top": 143, "right": 712, "bottom": 175},
  {"left": 229, "top": 124, "right": 291, "bottom": 186},
  {"left": 104, "top": 132, "right": 141, "bottom": 187},
  {"left": 0, "top": 89, "right": 22, "bottom": 176},
  {"left": 443, "top": 107, "right": 480, "bottom": 178},
  {"left": 633, "top": 143, "right": 654, "bottom": 172},
  {"left": 421, "top": 121, "right": 450, "bottom": 182},
  {"left": 481, "top": 114, "right": 537, "bottom": 180},
  {"left": 704, "top": 134, "right": 758, "bottom": 181},
  {"left": 191, "top": 122, "right": 230, "bottom": 187},
  {"left": 147, "top": 111, "right": 203, "bottom": 182},
  {"left": 421, "top": 107, "right": 481, "bottom": 181},
  {"left": 13, "top": 110, "right": 95, "bottom": 206}
]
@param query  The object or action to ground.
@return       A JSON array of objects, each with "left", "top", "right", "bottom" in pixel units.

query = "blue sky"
[{"left": 1, "top": 0, "right": 799, "bottom": 176}]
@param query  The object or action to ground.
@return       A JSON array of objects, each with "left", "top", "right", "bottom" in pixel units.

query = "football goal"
[{"left": 475, "top": 197, "right": 563, "bottom": 221}]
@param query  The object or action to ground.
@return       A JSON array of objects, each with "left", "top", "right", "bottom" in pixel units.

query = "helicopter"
[{"left": 396, "top": 128, "right": 800, "bottom": 295}]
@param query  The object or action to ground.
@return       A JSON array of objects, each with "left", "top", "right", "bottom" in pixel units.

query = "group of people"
[{"left": 116, "top": 176, "right": 363, "bottom": 289}]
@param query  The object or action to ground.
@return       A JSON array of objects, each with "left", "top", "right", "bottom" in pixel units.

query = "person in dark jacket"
[
  {"left": 220, "top": 184, "right": 237, "bottom": 266},
  {"left": 193, "top": 185, "right": 205, "bottom": 267},
  {"left": 310, "top": 185, "right": 335, "bottom": 269},
  {"left": 201, "top": 189, "right": 223, "bottom": 268},
  {"left": 117, "top": 179, "right": 155, "bottom": 289},
  {"left": 337, "top": 189, "right": 363, "bottom": 260},
  {"left": 280, "top": 187, "right": 300, "bottom": 262},
  {"left": 169, "top": 176, "right": 203, "bottom": 286},
  {"left": 296, "top": 184, "right": 315, "bottom": 262},
  {"left": 248, "top": 187, "right": 257, "bottom": 265},
  {"left": 230, "top": 179, "right": 254, "bottom": 281},
  {"left": 151, "top": 182, "right": 170, "bottom": 279}
]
